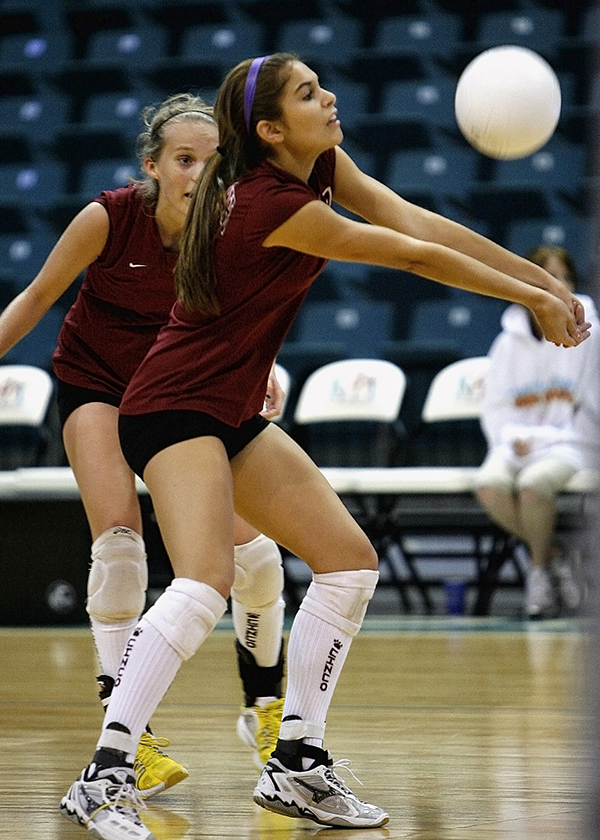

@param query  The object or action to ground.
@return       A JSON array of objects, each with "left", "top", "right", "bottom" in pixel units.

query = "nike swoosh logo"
[{"left": 129, "top": 262, "right": 146, "bottom": 268}]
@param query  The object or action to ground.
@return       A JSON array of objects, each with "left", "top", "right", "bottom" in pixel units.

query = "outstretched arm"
[
  {"left": 264, "top": 198, "right": 582, "bottom": 347},
  {"left": 331, "top": 146, "right": 588, "bottom": 336},
  {"left": 0, "top": 202, "right": 109, "bottom": 358}
]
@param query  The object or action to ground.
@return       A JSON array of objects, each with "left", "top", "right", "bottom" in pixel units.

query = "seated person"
[{"left": 475, "top": 245, "right": 600, "bottom": 618}]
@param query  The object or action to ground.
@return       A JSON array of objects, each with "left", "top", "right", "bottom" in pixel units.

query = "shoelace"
[
  {"left": 92, "top": 779, "right": 147, "bottom": 822},
  {"left": 137, "top": 735, "right": 171, "bottom": 759},
  {"left": 324, "top": 759, "right": 363, "bottom": 794}
]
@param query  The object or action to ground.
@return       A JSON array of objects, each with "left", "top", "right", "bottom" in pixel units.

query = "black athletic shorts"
[
  {"left": 118, "top": 410, "right": 270, "bottom": 478},
  {"left": 56, "top": 380, "right": 122, "bottom": 429}
]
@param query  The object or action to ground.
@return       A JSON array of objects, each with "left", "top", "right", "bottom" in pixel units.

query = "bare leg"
[
  {"left": 517, "top": 487, "right": 557, "bottom": 568},
  {"left": 476, "top": 485, "right": 528, "bottom": 543},
  {"left": 63, "top": 403, "right": 144, "bottom": 677}
]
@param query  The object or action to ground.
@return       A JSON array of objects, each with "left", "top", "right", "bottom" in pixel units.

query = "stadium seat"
[
  {"left": 475, "top": 8, "right": 565, "bottom": 55},
  {"left": 491, "top": 139, "right": 588, "bottom": 195},
  {"left": 180, "top": 21, "right": 265, "bottom": 69},
  {"left": 275, "top": 16, "right": 362, "bottom": 65},
  {"left": 408, "top": 293, "right": 506, "bottom": 359},
  {"left": 403, "top": 355, "right": 490, "bottom": 468},
  {"left": 0, "top": 31, "right": 73, "bottom": 70},
  {"left": 503, "top": 217, "right": 592, "bottom": 280},
  {"left": 0, "top": 162, "right": 67, "bottom": 208},
  {"left": 292, "top": 357, "right": 407, "bottom": 467},
  {"left": 295, "top": 299, "right": 394, "bottom": 359},
  {"left": 372, "top": 12, "right": 463, "bottom": 56},
  {"left": 78, "top": 158, "right": 139, "bottom": 201},
  {"left": 4, "top": 305, "right": 64, "bottom": 370},
  {"left": 51, "top": 126, "right": 131, "bottom": 170},
  {"left": 85, "top": 26, "right": 168, "bottom": 68},
  {"left": 82, "top": 91, "right": 155, "bottom": 136},
  {"left": 0, "top": 93, "right": 70, "bottom": 145},
  {"left": 386, "top": 146, "right": 478, "bottom": 199},
  {"left": 451, "top": 182, "right": 552, "bottom": 243},
  {"left": 0, "top": 232, "right": 56, "bottom": 288},
  {"left": 0, "top": 363, "right": 56, "bottom": 468},
  {"left": 381, "top": 77, "right": 457, "bottom": 129}
]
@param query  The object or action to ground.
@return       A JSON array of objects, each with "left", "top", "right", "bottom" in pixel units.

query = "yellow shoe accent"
[
  {"left": 134, "top": 733, "right": 189, "bottom": 800},
  {"left": 255, "top": 698, "right": 285, "bottom": 766},
  {"left": 237, "top": 698, "right": 285, "bottom": 769}
]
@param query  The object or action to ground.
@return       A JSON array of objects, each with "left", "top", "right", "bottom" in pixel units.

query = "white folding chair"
[
  {"left": 421, "top": 356, "right": 490, "bottom": 422},
  {"left": 0, "top": 365, "right": 54, "bottom": 467},
  {"left": 294, "top": 358, "right": 406, "bottom": 426}
]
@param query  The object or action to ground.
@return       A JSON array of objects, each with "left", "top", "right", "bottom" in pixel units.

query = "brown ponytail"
[{"left": 175, "top": 53, "right": 296, "bottom": 313}]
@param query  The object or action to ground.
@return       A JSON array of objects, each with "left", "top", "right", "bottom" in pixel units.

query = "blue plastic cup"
[{"left": 445, "top": 581, "right": 467, "bottom": 615}]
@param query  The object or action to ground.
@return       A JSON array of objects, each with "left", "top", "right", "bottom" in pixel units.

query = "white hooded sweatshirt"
[{"left": 480, "top": 294, "right": 600, "bottom": 472}]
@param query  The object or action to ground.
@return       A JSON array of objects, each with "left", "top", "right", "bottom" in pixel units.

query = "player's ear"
[
  {"left": 256, "top": 119, "right": 283, "bottom": 148},
  {"left": 143, "top": 157, "right": 159, "bottom": 180}
]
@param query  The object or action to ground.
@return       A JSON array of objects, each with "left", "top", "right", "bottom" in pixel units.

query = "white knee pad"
[
  {"left": 143, "top": 578, "right": 227, "bottom": 660},
  {"left": 86, "top": 527, "right": 148, "bottom": 623},
  {"left": 300, "top": 569, "right": 379, "bottom": 637},
  {"left": 232, "top": 534, "right": 284, "bottom": 608}
]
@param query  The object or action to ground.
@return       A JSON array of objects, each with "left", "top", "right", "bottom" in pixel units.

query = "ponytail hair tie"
[{"left": 244, "top": 55, "right": 270, "bottom": 134}]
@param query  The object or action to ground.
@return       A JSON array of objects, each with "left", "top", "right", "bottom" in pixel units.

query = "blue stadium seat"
[
  {"left": 475, "top": 8, "right": 564, "bottom": 55},
  {"left": 504, "top": 217, "right": 592, "bottom": 280},
  {"left": 0, "top": 93, "right": 70, "bottom": 144},
  {"left": 4, "top": 305, "right": 64, "bottom": 370},
  {"left": 0, "top": 232, "right": 56, "bottom": 288},
  {"left": 78, "top": 159, "right": 139, "bottom": 201},
  {"left": 579, "top": 4, "right": 600, "bottom": 43},
  {"left": 85, "top": 26, "right": 168, "bottom": 68},
  {"left": 491, "top": 138, "right": 588, "bottom": 193},
  {"left": 295, "top": 300, "right": 394, "bottom": 359},
  {"left": 275, "top": 16, "right": 362, "bottom": 65},
  {"left": 381, "top": 77, "right": 457, "bottom": 128},
  {"left": 82, "top": 91, "right": 154, "bottom": 137},
  {"left": 451, "top": 182, "right": 551, "bottom": 243},
  {"left": 180, "top": 22, "right": 265, "bottom": 69},
  {"left": 0, "top": 31, "right": 73, "bottom": 69},
  {"left": 386, "top": 147, "right": 477, "bottom": 199},
  {"left": 408, "top": 294, "right": 507, "bottom": 359},
  {"left": 0, "top": 162, "right": 67, "bottom": 208},
  {"left": 372, "top": 12, "right": 462, "bottom": 56}
]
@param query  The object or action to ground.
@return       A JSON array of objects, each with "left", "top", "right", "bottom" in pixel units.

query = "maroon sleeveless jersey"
[
  {"left": 52, "top": 185, "right": 177, "bottom": 397},
  {"left": 120, "top": 149, "right": 336, "bottom": 426}
]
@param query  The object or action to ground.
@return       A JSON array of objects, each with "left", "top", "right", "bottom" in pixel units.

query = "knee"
[
  {"left": 519, "top": 484, "right": 554, "bottom": 505},
  {"left": 86, "top": 526, "right": 148, "bottom": 623},
  {"left": 301, "top": 568, "right": 379, "bottom": 637},
  {"left": 232, "top": 534, "right": 284, "bottom": 607},
  {"left": 143, "top": 578, "right": 227, "bottom": 660}
]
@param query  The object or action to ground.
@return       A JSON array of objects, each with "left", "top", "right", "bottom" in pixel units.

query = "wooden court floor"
[{"left": 0, "top": 618, "right": 592, "bottom": 840}]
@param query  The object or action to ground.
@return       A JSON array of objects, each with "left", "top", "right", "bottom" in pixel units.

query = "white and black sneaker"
[
  {"left": 253, "top": 740, "right": 389, "bottom": 828},
  {"left": 60, "top": 762, "right": 155, "bottom": 840}
]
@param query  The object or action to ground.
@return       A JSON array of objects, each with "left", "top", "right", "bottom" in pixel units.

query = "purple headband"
[{"left": 244, "top": 55, "right": 270, "bottom": 133}]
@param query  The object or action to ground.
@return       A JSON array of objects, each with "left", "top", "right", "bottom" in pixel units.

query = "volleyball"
[{"left": 454, "top": 45, "right": 561, "bottom": 160}]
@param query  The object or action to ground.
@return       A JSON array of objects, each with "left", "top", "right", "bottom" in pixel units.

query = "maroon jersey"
[
  {"left": 52, "top": 185, "right": 177, "bottom": 397},
  {"left": 120, "top": 149, "right": 336, "bottom": 425}
]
